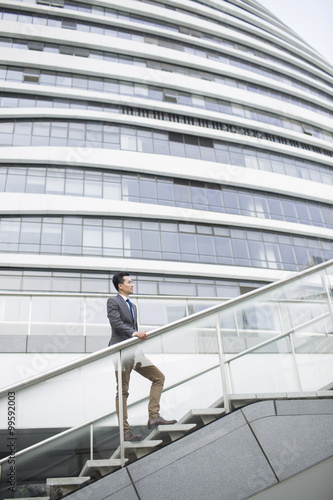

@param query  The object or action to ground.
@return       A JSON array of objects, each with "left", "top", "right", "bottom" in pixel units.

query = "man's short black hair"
[{"left": 112, "top": 271, "right": 130, "bottom": 291}]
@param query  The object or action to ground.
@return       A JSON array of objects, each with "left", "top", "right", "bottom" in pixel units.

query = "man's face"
[{"left": 119, "top": 276, "right": 134, "bottom": 296}]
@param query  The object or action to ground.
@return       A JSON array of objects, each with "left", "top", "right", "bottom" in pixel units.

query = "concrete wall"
[{"left": 67, "top": 398, "right": 333, "bottom": 500}]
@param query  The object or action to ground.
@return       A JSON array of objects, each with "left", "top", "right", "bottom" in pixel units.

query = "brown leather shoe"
[
  {"left": 124, "top": 431, "right": 142, "bottom": 441},
  {"left": 147, "top": 416, "right": 177, "bottom": 428}
]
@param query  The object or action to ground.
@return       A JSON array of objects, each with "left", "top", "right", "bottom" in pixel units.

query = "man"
[{"left": 107, "top": 271, "right": 176, "bottom": 441}]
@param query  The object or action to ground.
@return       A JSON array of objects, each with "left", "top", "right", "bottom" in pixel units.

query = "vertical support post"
[
  {"left": 234, "top": 311, "right": 240, "bottom": 338},
  {"left": 117, "top": 351, "right": 125, "bottom": 467},
  {"left": 28, "top": 295, "right": 32, "bottom": 336},
  {"left": 83, "top": 296, "right": 86, "bottom": 337},
  {"left": 289, "top": 333, "right": 303, "bottom": 391},
  {"left": 321, "top": 273, "right": 333, "bottom": 328},
  {"left": 90, "top": 424, "right": 93, "bottom": 461},
  {"left": 226, "top": 361, "right": 235, "bottom": 394},
  {"left": 216, "top": 317, "right": 231, "bottom": 414}
]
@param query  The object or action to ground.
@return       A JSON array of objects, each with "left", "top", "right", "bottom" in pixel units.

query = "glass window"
[
  {"left": 282, "top": 200, "right": 297, "bottom": 221},
  {"left": 268, "top": 198, "right": 283, "bottom": 219},
  {"left": 124, "top": 228, "right": 141, "bottom": 251},
  {"left": 207, "top": 186, "right": 223, "bottom": 209},
  {"left": 5, "top": 173, "right": 26, "bottom": 192},
  {"left": 45, "top": 176, "right": 65, "bottom": 194},
  {"left": 215, "top": 236, "right": 232, "bottom": 257},
  {"left": 0, "top": 220, "right": 20, "bottom": 243},
  {"left": 174, "top": 181, "right": 191, "bottom": 204},
  {"left": 139, "top": 179, "right": 156, "bottom": 199},
  {"left": 142, "top": 230, "right": 160, "bottom": 252},
  {"left": 103, "top": 226, "right": 122, "bottom": 248},
  {"left": 84, "top": 180, "right": 102, "bottom": 198},
  {"left": 197, "top": 235, "right": 215, "bottom": 256},
  {"left": 223, "top": 190, "right": 240, "bottom": 213},
  {"left": 161, "top": 232, "right": 179, "bottom": 252},
  {"left": 83, "top": 226, "right": 102, "bottom": 247},
  {"left": 63, "top": 223, "right": 82, "bottom": 246},
  {"left": 295, "top": 202, "right": 310, "bottom": 222},
  {"left": 294, "top": 246, "right": 310, "bottom": 268},
  {"left": 279, "top": 244, "right": 296, "bottom": 264},
  {"left": 157, "top": 180, "right": 174, "bottom": 202},
  {"left": 26, "top": 175, "right": 45, "bottom": 193},
  {"left": 309, "top": 206, "right": 324, "bottom": 224},
  {"left": 65, "top": 178, "right": 83, "bottom": 196},
  {"left": 232, "top": 239, "right": 249, "bottom": 259},
  {"left": 191, "top": 185, "right": 207, "bottom": 208},
  {"left": 41, "top": 223, "right": 62, "bottom": 244},
  {"left": 179, "top": 233, "right": 197, "bottom": 253},
  {"left": 20, "top": 221, "right": 41, "bottom": 244},
  {"left": 239, "top": 193, "right": 255, "bottom": 215}
]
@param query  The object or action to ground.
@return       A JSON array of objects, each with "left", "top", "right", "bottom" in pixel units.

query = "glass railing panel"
[
  {"left": 0, "top": 411, "right": 120, "bottom": 500},
  {"left": 115, "top": 312, "right": 223, "bottom": 429},
  {"left": 0, "top": 294, "right": 30, "bottom": 335},
  {"left": 226, "top": 336, "right": 300, "bottom": 394},
  {"left": 30, "top": 295, "right": 84, "bottom": 335},
  {"left": 187, "top": 299, "right": 223, "bottom": 315},
  {"left": 137, "top": 298, "right": 188, "bottom": 328},
  {"left": 0, "top": 351, "right": 119, "bottom": 453},
  {"left": 292, "top": 314, "right": 333, "bottom": 391},
  {"left": 85, "top": 296, "right": 110, "bottom": 336}
]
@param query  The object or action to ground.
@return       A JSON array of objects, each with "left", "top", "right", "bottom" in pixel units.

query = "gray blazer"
[{"left": 107, "top": 294, "right": 138, "bottom": 346}]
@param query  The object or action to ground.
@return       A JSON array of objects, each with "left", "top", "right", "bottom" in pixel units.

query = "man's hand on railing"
[{"left": 133, "top": 331, "right": 148, "bottom": 340}]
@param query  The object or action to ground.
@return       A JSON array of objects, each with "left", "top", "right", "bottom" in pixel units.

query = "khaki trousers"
[{"left": 115, "top": 358, "right": 165, "bottom": 433}]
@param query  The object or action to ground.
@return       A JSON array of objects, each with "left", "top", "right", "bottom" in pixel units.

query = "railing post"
[
  {"left": 28, "top": 295, "right": 32, "bottom": 336},
  {"left": 289, "top": 333, "right": 303, "bottom": 391},
  {"left": 216, "top": 317, "right": 231, "bottom": 414},
  {"left": 90, "top": 424, "right": 93, "bottom": 461},
  {"left": 321, "top": 273, "right": 333, "bottom": 327},
  {"left": 117, "top": 351, "right": 125, "bottom": 467},
  {"left": 83, "top": 296, "right": 86, "bottom": 337}
]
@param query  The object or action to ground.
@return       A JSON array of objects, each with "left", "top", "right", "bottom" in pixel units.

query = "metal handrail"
[{"left": 1, "top": 258, "right": 332, "bottom": 398}]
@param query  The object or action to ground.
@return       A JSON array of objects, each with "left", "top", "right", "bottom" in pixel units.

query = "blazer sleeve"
[{"left": 107, "top": 297, "right": 136, "bottom": 338}]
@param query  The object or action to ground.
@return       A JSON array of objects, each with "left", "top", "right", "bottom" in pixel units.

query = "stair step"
[
  {"left": 111, "top": 439, "right": 163, "bottom": 459},
  {"left": 178, "top": 408, "right": 225, "bottom": 425},
  {"left": 146, "top": 423, "right": 197, "bottom": 441},
  {"left": 46, "top": 477, "right": 90, "bottom": 500},
  {"left": 4, "top": 498, "right": 50, "bottom": 500},
  {"left": 46, "top": 477, "right": 90, "bottom": 487},
  {"left": 80, "top": 459, "right": 127, "bottom": 478}
]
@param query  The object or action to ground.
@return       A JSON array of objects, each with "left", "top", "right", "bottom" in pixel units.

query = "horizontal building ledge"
[
  {"left": 1, "top": 81, "right": 332, "bottom": 136},
  {"left": 1, "top": 31, "right": 332, "bottom": 113},
  {"left": 0, "top": 253, "right": 290, "bottom": 282},
  {"left": 1, "top": 105, "right": 332, "bottom": 153},
  {"left": 0, "top": 108, "right": 332, "bottom": 164},
  {"left": 1, "top": 193, "right": 332, "bottom": 240},
  {"left": 1, "top": 147, "right": 333, "bottom": 204}
]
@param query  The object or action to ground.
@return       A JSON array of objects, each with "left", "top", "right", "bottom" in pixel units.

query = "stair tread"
[
  {"left": 82, "top": 458, "right": 124, "bottom": 466},
  {"left": 146, "top": 423, "right": 196, "bottom": 440},
  {"left": 124, "top": 439, "right": 163, "bottom": 448},
  {"left": 46, "top": 477, "right": 90, "bottom": 486},
  {"left": 80, "top": 458, "right": 127, "bottom": 477}
]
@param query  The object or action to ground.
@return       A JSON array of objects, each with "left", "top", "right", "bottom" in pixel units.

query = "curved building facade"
[{"left": 0, "top": 0, "right": 333, "bottom": 377}]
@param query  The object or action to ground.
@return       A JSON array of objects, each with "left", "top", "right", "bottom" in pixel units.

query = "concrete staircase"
[
  {"left": 4, "top": 390, "right": 332, "bottom": 500},
  {"left": 7, "top": 405, "right": 225, "bottom": 500}
]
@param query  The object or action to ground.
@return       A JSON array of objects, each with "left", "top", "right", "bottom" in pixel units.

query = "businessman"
[{"left": 107, "top": 271, "right": 176, "bottom": 441}]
